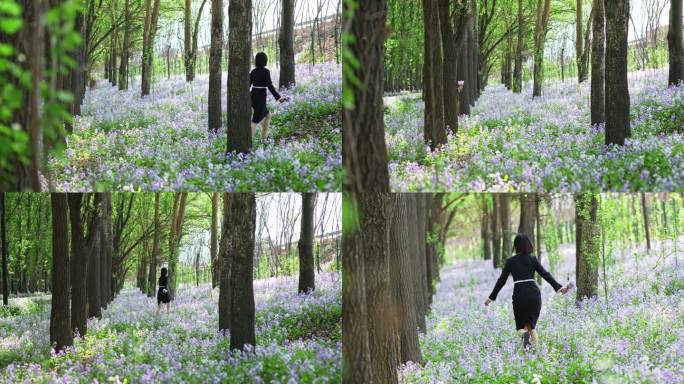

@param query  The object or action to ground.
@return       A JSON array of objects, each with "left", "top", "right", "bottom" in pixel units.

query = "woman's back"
[
  {"left": 158, "top": 274, "right": 168, "bottom": 288},
  {"left": 505, "top": 253, "right": 538, "bottom": 281}
]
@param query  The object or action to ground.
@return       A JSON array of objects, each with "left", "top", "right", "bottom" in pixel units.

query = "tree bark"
[
  {"left": 532, "top": 0, "right": 551, "bottom": 97},
  {"left": 50, "top": 193, "right": 72, "bottom": 353},
  {"left": 423, "top": 0, "right": 446, "bottom": 150},
  {"left": 141, "top": 0, "right": 161, "bottom": 97},
  {"left": 669, "top": 0, "right": 684, "bottom": 85},
  {"left": 218, "top": 193, "right": 233, "bottom": 332},
  {"left": 518, "top": 193, "right": 536, "bottom": 240},
  {"left": 298, "top": 193, "right": 316, "bottom": 294},
  {"left": 513, "top": 0, "right": 525, "bottom": 93},
  {"left": 87, "top": 195, "right": 102, "bottom": 318},
  {"left": 147, "top": 193, "right": 160, "bottom": 297},
  {"left": 229, "top": 193, "right": 256, "bottom": 351},
  {"left": 500, "top": 193, "right": 512, "bottom": 260},
  {"left": 68, "top": 194, "right": 88, "bottom": 336},
  {"left": 575, "top": 193, "right": 599, "bottom": 302},
  {"left": 343, "top": 0, "right": 390, "bottom": 192},
  {"left": 591, "top": 0, "right": 605, "bottom": 126},
  {"left": 341, "top": 193, "right": 372, "bottom": 384},
  {"left": 1, "top": 193, "right": 8, "bottom": 305},
  {"left": 227, "top": 0, "right": 253, "bottom": 154},
  {"left": 491, "top": 194, "right": 501, "bottom": 268},
  {"left": 438, "top": 0, "right": 459, "bottom": 135},
  {"left": 210, "top": 192, "right": 219, "bottom": 288},
  {"left": 641, "top": 192, "right": 651, "bottom": 251},
  {"left": 388, "top": 193, "right": 422, "bottom": 364},
  {"left": 414, "top": 194, "right": 428, "bottom": 329},
  {"left": 118, "top": 0, "right": 130, "bottom": 90},
  {"left": 279, "top": 0, "right": 296, "bottom": 89},
  {"left": 482, "top": 194, "right": 492, "bottom": 260},
  {"left": 605, "top": 0, "right": 630, "bottom": 146},
  {"left": 208, "top": 0, "right": 223, "bottom": 131},
  {"left": 576, "top": 0, "right": 588, "bottom": 82}
]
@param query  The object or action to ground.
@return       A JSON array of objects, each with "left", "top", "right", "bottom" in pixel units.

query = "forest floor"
[
  {"left": 399, "top": 240, "right": 684, "bottom": 383},
  {"left": 0, "top": 272, "right": 341, "bottom": 383},
  {"left": 386, "top": 68, "right": 684, "bottom": 192},
  {"left": 48, "top": 63, "right": 341, "bottom": 192}
]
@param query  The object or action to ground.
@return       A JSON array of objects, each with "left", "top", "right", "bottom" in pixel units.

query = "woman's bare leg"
[
  {"left": 250, "top": 122, "right": 258, "bottom": 137},
  {"left": 262, "top": 112, "right": 272, "bottom": 139},
  {"left": 530, "top": 328, "right": 538, "bottom": 349},
  {"left": 166, "top": 302, "right": 170, "bottom": 314},
  {"left": 155, "top": 304, "right": 160, "bottom": 318}
]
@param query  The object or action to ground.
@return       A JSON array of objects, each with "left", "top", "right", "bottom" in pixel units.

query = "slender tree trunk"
[
  {"left": 118, "top": 0, "right": 130, "bottom": 90},
  {"left": 532, "top": 0, "right": 551, "bottom": 97},
  {"left": 141, "top": 0, "right": 161, "bottom": 97},
  {"left": 605, "top": 0, "right": 630, "bottom": 146},
  {"left": 50, "top": 193, "right": 72, "bottom": 353},
  {"left": 414, "top": 194, "right": 428, "bottom": 329},
  {"left": 591, "top": 0, "right": 606, "bottom": 126},
  {"left": 576, "top": 0, "right": 588, "bottom": 82},
  {"left": 438, "top": 0, "right": 459, "bottom": 135},
  {"left": 641, "top": 192, "right": 652, "bottom": 251},
  {"left": 518, "top": 194, "right": 537, "bottom": 239},
  {"left": 500, "top": 193, "right": 512, "bottom": 260},
  {"left": 343, "top": 0, "right": 390, "bottom": 192},
  {"left": 423, "top": 0, "right": 446, "bottom": 150},
  {"left": 208, "top": 0, "right": 223, "bottom": 131},
  {"left": 218, "top": 194, "right": 233, "bottom": 332},
  {"left": 210, "top": 193, "right": 219, "bottom": 288},
  {"left": 68, "top": 194, "right": 88, "bottom": 336},
  {"left": 87, "top": 195, "right": 102, "bottom": 318},
  {"left": 147, "top": 193, "right": 160, "bottom": 297},
  {"left": 388, "top": 193, "right": 422, "bottom": 364},
  {"left": 513, "top": 0, "right": 525, "bottom": 93},
  {"left": 227, "top": 0, "right": 253, "bottom": 154},
  {"left": 1, "top": 193, "right": 8, "bottom": 305},
  {"left": 491, "top": 194, "right": 501, "bottom": 268},
  {"left": 28, "top": 0, "right": 43, "bottom": 190},
  {"left": 575, "top": 193, "right": 599, "bottom": 302},
  {"left": 482, "top": 195, "right": 492, "bottom": 260},
  {"left": 342, "top": 193, "right": 372, "bottom": 384},
  {"left": 298, "top": 193, "right": 316, "bottom": 294},
  {"left": 229, "top": 193, "right": 256, "bottom": 351},
  {"left": 669, "top": 0, "right": 684, "bottom": 85},
  {"left": 279, "top": 0, "right": 296, "bottom": 89}
]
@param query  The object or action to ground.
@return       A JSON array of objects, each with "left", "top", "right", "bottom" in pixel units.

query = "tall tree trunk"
[
  {"left": 208, "top": 0, "right": 223, "bottom": 131},
  {"left": 518, "top": 194, "right": 537, "bottom": 240},
  {"left": 101, "top": 194, "right": 113, "bottom": 306},
  {"left": 1, "top": 193, "right": 8, "bottom": 305},
  {"left": 482, "top": 195, "right": 492, "bottom": 260},
  {"left": 513, "top": 0, "right": 525, "bottom": 93},
  {"left": 414, "top": 194, "right": 428, "bottom": 329},
  {"left": 669, "top": 0, "right": 684, "bottom": 85},
  {"left": 298, "top": 193, "right": 316, "bottom": 294},
  {"left": 147, "top": 193, "right": 160, "bottom": 297},
  {"left": 500, "top": 193, "right": 512, "bottom": 260},
  {"left": 218, "top": 193, "right": 233, "bottom": 332},
  {"left": 227, "top": 0, "right": 253, "bottom": 154},
  {"left": 575, "top": 193, "right": 599, "bottom": 302},
  {"left": 388, "top": 193, "right": 422, "bottom": 364},
  {"left": 641, "top": 192, "right": 652, "bottom": 251},
  {"left": 341, "top": 193, "right": 372, "bottom": 384},
  {"left": 141, "top": 0, "right": 161, "bottom": 97},
  {"left": 438, "top": 0, "right": 459, "bottom": 135},
  {"left": 576, "top": 0, "right": 588, "bottom": 82},
  {"left": 491, "top": 194, "right": 501, "bottom": 268},
  {"left": 279, "top": 0, "right": 296, "bottom": 89},
  {"left": 605, "top": 0, "right": 630, "bottom": 146},
  {"left": 591, "top": 0, "right": 606, "bottom": 125},
  {"left": 184, "top": 0, "right": 192, "bottom": 81},
  {"left": 118, "top": 0, "right": 130, "bottom": 90},
  {"left": 68, "top": 194, "right": 88, "bottom": 336},
  {"left": 532, "top": 0, "right": 551, "bottom": 97},
  {"left": 87, "top": 195, "right": 102, "bottom": 318},
  {"left": 210, "top": 193, "right": 219, "bottom": 288},
  {"left": 423, "top": 0, "right": 446, "bottom": 150},
  {"left": 168, "top": 193, "right": 188, "bottom": 300},
  {"left": 50, "top": 193, "right": 72, "bottom": 353},
  {"left": 343, "top": 0, "right": 390, "bottom": 192},
  {"left": 535, "top": 194, "right": 542, "bottom": 283},
  {"left": 229, "top": 193, "right": 256, "bottom": 351},
  {"left": 28, "top": 0, "right": 43, "bottom": 190}
]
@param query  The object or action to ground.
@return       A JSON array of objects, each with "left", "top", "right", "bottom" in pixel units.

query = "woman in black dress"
[
  {"left": 250, "top": 52, "right": 288, "bottom": 140},
  {"left": 155, "top": 267, "right": 171, "bottom": 318},
  {"left": 484, "top": 234, "right": 570, "bottom": 350}
]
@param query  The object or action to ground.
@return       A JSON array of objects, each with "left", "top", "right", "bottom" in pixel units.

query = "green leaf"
[
  {"left": 0, "top": 18, "right": 22, "bottom": 34},
  {"left": 0, "top": 1, "right": 22, "bottom": 16},
  {"left": 0, "top": 43, "right": 13, "bottom": 56}
]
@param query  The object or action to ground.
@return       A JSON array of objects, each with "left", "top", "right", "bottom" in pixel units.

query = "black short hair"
[
  {"left": 513, "top": 234, "right": 534, "bottom": 255},
  {"left": 255, "top": 52, "right": 268, "bottom": 68},
  {"left": 161, "top": 267, "right": 168, "bottom": 277}
]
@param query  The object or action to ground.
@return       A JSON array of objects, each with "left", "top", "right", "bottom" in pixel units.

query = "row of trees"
[{"left": 0, "top": 192, "right": 333, "bottom": 353}]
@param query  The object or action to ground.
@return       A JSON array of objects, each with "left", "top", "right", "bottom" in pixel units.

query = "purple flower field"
[
  {"left": 387, "top": 68, "right": 684, "bottom": 192},
  {"left": 0, "top": 273, "right": 341, "bottom": 383},
  {"left": 400, "top": 240, "right": 684, "bottom": 383},
  {"left": 47, "top": 64, "right": 341, "bottom": 192}
]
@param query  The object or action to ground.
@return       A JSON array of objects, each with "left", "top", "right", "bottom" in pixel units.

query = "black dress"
[
  {"left": 488, "top": 253, "right": 562, "bottom": 330},
  {"left": 250, "top": 67, "right": 281, "bottom": 124},
  {"left": 157, "top": 275, "right": 170, "bottom": 304}
]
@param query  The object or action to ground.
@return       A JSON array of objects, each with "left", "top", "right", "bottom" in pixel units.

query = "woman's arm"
[
  {"left": 532, "top": 256, "right": 563, "bottom": 291},
  {"left": 487, "top": 262, "right": 511, "bottom": 301},
  {"left": 266, "top": 70, "right": 281, "bottom": 101}
]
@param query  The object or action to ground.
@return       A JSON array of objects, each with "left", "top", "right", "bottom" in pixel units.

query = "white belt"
[
  {"left": 251, "top": 86, "right": 267, "bottom": 89},
  {"left": 514, "top": 279, "right": 536, "bottom": 284}
]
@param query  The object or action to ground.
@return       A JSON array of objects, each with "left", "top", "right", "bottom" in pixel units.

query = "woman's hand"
[
  {"left": 559, "top": 286, "right": 570, "bottom": 294},
  {"left": 278, "top": 96, "right": 290, "bottom": 103},
  {"left": 484, "top": 298, "right": 492, "bottom": 306}
]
